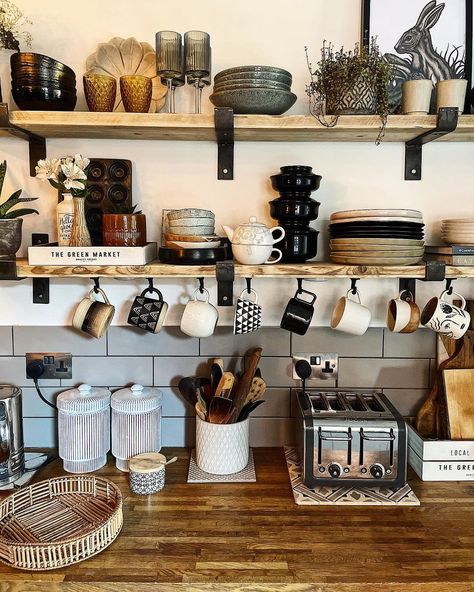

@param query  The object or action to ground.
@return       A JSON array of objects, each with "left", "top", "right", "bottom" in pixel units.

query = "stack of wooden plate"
[
  {"left": 441, "top": 218, "right": 474, "bottom": 245},
  {"left": 329, "top": 209, "right": 425, "bottom": 265},
  {"left": 164, "top": 209, "right": 221, "bottom": 249}
]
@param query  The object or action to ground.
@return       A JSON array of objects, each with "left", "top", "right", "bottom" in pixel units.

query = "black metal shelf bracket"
[
  {"left": 405, "top": 107, "right": 458, "bottom": 181},
  {"left": 398, "top": 260, "right": 446, "bottom": 300},
  {"left": 214, "top": 107, "right": 234, "bottom": 180},
  {"left": 31, "top": 233, "right": 50, "bottom": 304},
  {"left": 0, "top": 103, "right": 46, "bottom": 177},
  {"left": 216, "top": 260, "right": 234, "bottom": 306}
]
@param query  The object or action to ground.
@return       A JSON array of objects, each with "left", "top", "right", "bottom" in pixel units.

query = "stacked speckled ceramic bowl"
[
  {"left": 210, "top": 66, "right": 296, "bottom": 114},
  {"left": 164, "top": 209, "right": 221, "bottom": 249}
]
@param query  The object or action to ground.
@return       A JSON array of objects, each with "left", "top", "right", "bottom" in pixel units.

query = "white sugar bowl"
[{"left": 222, "top": 217, "right": 285, "bottom": 265}]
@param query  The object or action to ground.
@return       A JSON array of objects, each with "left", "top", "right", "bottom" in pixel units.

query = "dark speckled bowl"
[
  {"left": 215, "top": 71, "right": 292, "bottom": 86},
  {"left": 210, "top": 88, "right": 297, "bottom": 115}
]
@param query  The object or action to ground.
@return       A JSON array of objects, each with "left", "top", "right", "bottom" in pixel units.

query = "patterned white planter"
[{"left": 196, "top": 416, "right": 249, "bottom": 475}]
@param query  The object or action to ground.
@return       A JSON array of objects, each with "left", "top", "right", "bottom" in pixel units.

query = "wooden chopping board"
[{"left": 443, "top": 368, "right": 474, "bottom": 439}]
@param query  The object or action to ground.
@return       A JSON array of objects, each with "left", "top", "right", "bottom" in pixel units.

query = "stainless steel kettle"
[{"left": 0, "top": 385, "right": 24, "bottom": 486}]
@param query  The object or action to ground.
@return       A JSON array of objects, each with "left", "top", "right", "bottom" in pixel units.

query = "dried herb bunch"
[
  {"left": 306, "top": 39, "right": 393, "bottom": 143},
  {"left": 0, "top": 0, "right": 32, "bottom": 51}
]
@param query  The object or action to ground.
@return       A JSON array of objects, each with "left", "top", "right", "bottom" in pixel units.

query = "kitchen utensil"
[
  {"left": 208, "top": 396, "right": 233, "bottom": 424},
  {"left": 177, "top": 376, "right": 200, "bottom": 407},
  {"left": 0, "top": 386, "right": 24, "bottom": 487},
  {"left": 421, "top": 289, "right": 471, "bottom": 340},
  {"left": 233, "top": 288, "right": 262, "bottom": 334},
  {"left": 196, "top": 415, "right": 250, "bottom": 474},
  {"left": 280, "top": 286, "right": 317, "bottom": 335},
  {"left": 86, "top": 36, "right": 167, "bottom": 112},
  {"left": 195, "top": 401, "right": 207, "bottom": 421},
  {"left": 127, "top": 285, "right": 168, "bottom": 333},
  {"left": 331, "top": 289, "right": 371, "bottom": 336},
  {"left": 243, "top": 377, "right": 267, "bottom": 407},
  {"left": 111, "top": 384, "right": 162, "bottom": 472},
  {"left": 296, "top": 390, "right": 407, "bottom": 489},
  {"left": 180, "top": 288, "right": 218, "bottom": 337},
  {"left": 196, "top": 377, "right": 212, "bottom": 404},
  {"left": 72, "top": 288, "right": 115, "bottom": 339},
  {"left": 196, "top": 388, "right": 208, "bottom": 414},
  {"left": 210, "top": 362, "right": 223, "bottom": 396},
  {"left": 57, "top": 385, "right": 111, "bottom": 474},
  {"left": 0, "top": 476, "right": 122, "bottom": 571},
  {"left": 214, "top": 372, "right": 235, "bottom": 399},
  {"left": 231, "top": 348, "right": 262, "bottom": 414},
  {"left": 237, "top": 399, "right": 265, "bottom": 421},
  {"left": 443, "top": 369, "right": 474, "bottom": 439}
]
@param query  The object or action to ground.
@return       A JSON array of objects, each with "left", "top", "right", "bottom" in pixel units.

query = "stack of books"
[{"left": 424, "top": 245, "right": 474, "bottom": 265}]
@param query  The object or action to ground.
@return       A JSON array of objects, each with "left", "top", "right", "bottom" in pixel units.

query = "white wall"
[{"left": 0, "top": 0, "right": 473, "bottom": 326}]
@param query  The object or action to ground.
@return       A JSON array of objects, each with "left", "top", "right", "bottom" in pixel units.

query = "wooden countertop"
[{"left": 0, "top": 448, "right": 473, "bottom": 592}]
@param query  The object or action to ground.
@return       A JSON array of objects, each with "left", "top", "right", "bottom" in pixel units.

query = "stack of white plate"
[
  {"left": 441, "top": 219, "right": 474, "bottom": 245},
  {"left": 165, "top": 209, "right": 221, "bottom": 249},
  {"left": 329, "top": 209, "right": 425, "bottom": 265}
]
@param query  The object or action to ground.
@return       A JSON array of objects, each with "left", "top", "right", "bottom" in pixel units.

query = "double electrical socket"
[
  {"left": 26, "top": 353, "right": 72, "bottom": 380},
  {"left": 292, "top": 353, "right": 338, "bottom": 381}
]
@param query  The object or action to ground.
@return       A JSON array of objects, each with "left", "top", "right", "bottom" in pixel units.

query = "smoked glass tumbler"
[
  {"left": 184, "top": 31, "right": 211, "bottom": 113},
  {"left": 156, "top": 31, "right": 183, "bottom": 113}
]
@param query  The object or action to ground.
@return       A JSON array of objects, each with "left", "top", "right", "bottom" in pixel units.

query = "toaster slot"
[
  {"left": 343, "top": 394, "right": 368, "bottom": 412},
  {"left": 365, "top": 396, "right": 385, "bottom": 413},
  {"left": 310, "top": 394, "right": 329, "bottom": 412},
  {"left": 325, "top": 394, "right": 345, "bottom": 411}
]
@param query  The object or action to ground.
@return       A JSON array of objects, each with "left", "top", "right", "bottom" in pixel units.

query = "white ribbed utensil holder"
[
  {"left": 111, "top": 384, "right": 162, "bottom": 472},
  {"left": 196, "top": 416, "right": 249, "bottom": 475},
  {"left": 57, "top": 384, "right": 111, "bottom": 473}
]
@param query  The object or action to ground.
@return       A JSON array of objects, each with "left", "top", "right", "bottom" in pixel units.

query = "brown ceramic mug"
[
  {"left": 102, "top": 213, "right": 147, "bottom": 247},
  {"left": 387, "top": 290, "right": 420, "bottom": 334},
  {"left": 72, "top": 288, "right": 115, "bottom": 339}
]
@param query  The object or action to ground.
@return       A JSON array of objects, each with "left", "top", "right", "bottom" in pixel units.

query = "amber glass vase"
[{"left": 102, "top": 214, "right": 147, "bottom": 247}]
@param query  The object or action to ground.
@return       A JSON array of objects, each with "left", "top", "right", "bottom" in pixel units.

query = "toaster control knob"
[
  {"left": 370, "top": 464, "right": 385, "bottom": 479},
  {"left": 328, "top": 463, "right": 342, "bottom": 478}
]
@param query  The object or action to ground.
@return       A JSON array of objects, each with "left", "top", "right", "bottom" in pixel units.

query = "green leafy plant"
[
  {"left": 305, "top": 38, "right": 394, "bottom": 143},
  {"left": 0, "top": 160, "right": 38, "bottom": 219}
]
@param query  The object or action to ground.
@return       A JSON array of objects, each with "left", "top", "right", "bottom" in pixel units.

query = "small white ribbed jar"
[
  {"left": 111, "top": 384, "right": 162, "bottom": 472},
  {"left": 57, "top": 384, "right": 111, "bottom": 473}
]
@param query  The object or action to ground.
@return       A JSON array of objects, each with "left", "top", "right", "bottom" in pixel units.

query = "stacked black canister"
[{"left": 269, "top": 165, "right": 321, "bottom": 262}]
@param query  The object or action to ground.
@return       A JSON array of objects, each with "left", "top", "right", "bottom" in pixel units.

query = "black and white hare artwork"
[{"left": 362, "top": 0, "right": 472, "bottom": 111}]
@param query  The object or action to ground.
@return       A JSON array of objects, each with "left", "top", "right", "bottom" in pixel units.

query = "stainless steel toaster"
[
  {"left": 296, "top": 390, "right": 407, "bottom": 489},
  {"left": 0, "top": 385, "right": 25, "bottom": 487}
]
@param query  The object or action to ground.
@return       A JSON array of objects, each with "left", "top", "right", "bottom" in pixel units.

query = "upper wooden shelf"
[
  {"left": 4, "top": 111, "right": 474, "bottom": 142},
  {"left": 14, "top": 259, "right": 474, "bottom": 279}
]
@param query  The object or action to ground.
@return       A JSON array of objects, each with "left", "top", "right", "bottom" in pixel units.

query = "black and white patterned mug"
[
  {"left": 233, "top": 289, "right": 262, "bottom": 335},
  {"left": 127, "top": 286, "right": 168, "bottom": 334}
]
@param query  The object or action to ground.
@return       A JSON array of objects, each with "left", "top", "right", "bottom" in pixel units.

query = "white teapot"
[{"left": 222, "top": 216, "right": 285, "bottom": 265}]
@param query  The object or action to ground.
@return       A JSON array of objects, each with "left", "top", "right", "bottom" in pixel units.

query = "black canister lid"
[{"left": 279, "top": 165, "right": 313, "bottom": 174}]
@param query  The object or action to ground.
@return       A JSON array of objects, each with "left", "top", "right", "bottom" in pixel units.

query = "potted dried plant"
[
  {"left": 0, "top": 161, "right": 38, "bottom": 259},
  {"left": 306, "top": 39, "right": 393, "bottom": 143},
  {"left": 102, "top": 204, "right": 147, "bottom": 247}
]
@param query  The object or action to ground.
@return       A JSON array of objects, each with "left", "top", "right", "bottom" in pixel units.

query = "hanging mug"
[
  {"left": 234, "top": 289, "right": 262, "bottom": 335},
  {"left": 72, "top": 288, "right": 115, "bottom": 339},
  {"left": 331, "top": 289, "right": 371, "bottom": 336},
  {"left": 280, "top": 287, "right": 317, "bottom": 336},
  {"left": 421, "top": 289, "right": 471, "bottom": 340},
  {"left": 127, "top": 286, "right": 168, "bottom": 334},
  {"left": 180, "top": 288, "right": 218, "bottom": 338},
  {"left": 387, "top": 290, "right": 420, "bottom": 334}
]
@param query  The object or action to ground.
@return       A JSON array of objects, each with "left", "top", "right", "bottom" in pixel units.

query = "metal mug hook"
[
  {"left": 246, "top": 277, "right": 252, "bottom": 294},
  {"left": 92, "top": 277, "right": 100, "bottom": 294},
  {"left": 197, "top": 277, "right": 205, "bottom": 294},
  {"left": 350, "top": 278, "right": 359, "bottom": 295}
]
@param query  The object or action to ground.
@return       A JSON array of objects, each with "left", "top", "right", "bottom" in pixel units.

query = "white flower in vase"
[
  {"left": 61, "top": 162, "right": 87, "bottom": 191},
  {"left": 73, "top": 154, "right": 90, "bottom": 172},
  {"left": 35, "top": 158, "right": 61, "bottom": 181}
]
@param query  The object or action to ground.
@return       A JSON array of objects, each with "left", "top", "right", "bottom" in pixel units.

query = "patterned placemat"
[
  {"left": 187, "top": 449, "right": 256, "bottom": 483},
  {"left": 284, "top": 447, "right": 420, "bottom": 506}
]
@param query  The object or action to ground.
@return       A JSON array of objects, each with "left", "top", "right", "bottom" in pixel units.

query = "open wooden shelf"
[
  {"left": 14, "top": 259, "right": 474, "bottom": 279},
  {"left": 4, "top": 111, "right": 474, "bottom": 142}
]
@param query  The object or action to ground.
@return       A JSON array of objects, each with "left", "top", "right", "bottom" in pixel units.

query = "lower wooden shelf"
[{"left": 13, "top": 259, "right": 474, "bottom": 279}]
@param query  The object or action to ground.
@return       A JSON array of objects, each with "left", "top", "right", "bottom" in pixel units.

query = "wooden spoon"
[
  {"left": 195, "top": 402, "right": 207, "bottom": 421},
  {"left": 232, "top": 348, "right": 262, "bottom": 414},
  {"left": 208, "top": 396, "right": 233, "bottom": 424},
  {"left": 243, "top": 377, "right": 266, "bottom": 407},
  {"left": 210, "top": 362, "right": 223, "bottom": 397},
  {"left": 178, "top": 377, "right": 200, "bottom": 407},
  {"left": 214, "top": 372, "right": 235, "bottom": 399}
]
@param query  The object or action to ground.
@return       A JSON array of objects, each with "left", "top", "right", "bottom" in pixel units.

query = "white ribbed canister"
[
  {"left": 111, "top": 384, "right": 162, "bottom": 472},
  {"left": 57, "top": 384, "right": 111, "bottom": 473}
]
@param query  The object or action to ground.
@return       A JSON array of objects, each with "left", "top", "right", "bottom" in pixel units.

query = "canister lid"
[
  {"left": 0, "top": 385, "right": 21, "bottom": 400},
  {"left": 129, "top": 452, "right": 166, "bottom": 474},
  {"left": 111, "top": 384, "right": 162, "bottom": 413},
  {"left": 57, "top": 384, "right": 111, "bottom": 413}
]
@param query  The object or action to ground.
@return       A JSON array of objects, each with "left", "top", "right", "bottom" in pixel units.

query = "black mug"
[
  {"left": 280, "top": 288, "right": 316, "bottom": 335},
  {"left": 127, "top": 287, "right": 168, "bottom": 334}
]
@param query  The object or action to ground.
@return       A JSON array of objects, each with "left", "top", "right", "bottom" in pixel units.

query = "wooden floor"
[{"left": 0, "top": 448, "right": 473, "bottom": 591}]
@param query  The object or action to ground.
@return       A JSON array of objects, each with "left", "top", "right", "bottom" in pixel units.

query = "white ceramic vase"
[{"left": 196, "top": 416, "right": 249, "bottom": 475}]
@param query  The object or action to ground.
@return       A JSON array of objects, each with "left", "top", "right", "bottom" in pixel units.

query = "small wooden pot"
[{"left": 102, "top": 214, "right": 147, "bottom": 247}]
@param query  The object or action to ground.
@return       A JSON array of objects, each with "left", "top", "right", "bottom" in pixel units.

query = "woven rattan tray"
[{"left": 0, "top": 475, "right": 123, "bottom": 571}]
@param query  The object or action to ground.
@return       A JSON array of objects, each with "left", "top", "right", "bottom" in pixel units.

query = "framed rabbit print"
[{"left": 362, "top": 0, "right": 472, "bottom": 112}]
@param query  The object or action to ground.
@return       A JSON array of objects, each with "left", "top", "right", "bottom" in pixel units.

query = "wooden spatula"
[
  {"left": 214, "top": 372, "right": 235, "bottom": 399},
  {"left": 208, "top": 396, "right": 233, "bottom": 424},
  {"left": 443, "top": 368, "right": 474, "bottom": 439},
  {"left": 232, "top": 348, "right": 262, "bottom": 413},
  {"left": 243, "top": 377, "right": 267, "bottom": 407}
]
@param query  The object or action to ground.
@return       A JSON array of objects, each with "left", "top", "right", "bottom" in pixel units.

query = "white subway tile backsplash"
[
  {"left": 0, "top": 357, "right": 60, "bottom": 387},
  {"left": 61, "top": 356, "right": 153, "bottom": 387},
  {"left": 249, "top": 418, "right": 295, "bottom": 446},
  {"left": 108, "top": 326, "right": 199, "bottom": 356},
  {"left": 338, "top": 358, "right": 430, "bottom": 389},
  {"left": 13, "top": 326, "right": 106, "bottom": 356},
  {"left": 154, "top": 356, "right": 244, "bottom": 387},
  {"left": 21, "top": 387, "right": 60, "bottom": 418},
  {"left": 292, "top": 328, "right": 383, "bottom": 358},
  {"left": 23, "top": 418, "right": 57, "bottom": 448},
  {"left": 200, "top": 327, "right": 290, "bottom": 357},
  {"left": 383, "top": 329, "right": 436, "bottom": 359},
  {"left": 383, "top": 389, "right": 430, "bottom": 416},
  {"left": 162, "top": 417, "right": 195, "bottom": 447},
  {"left": 161, "top": 387, "right": 195, "bottom": 417},
  {"left": 0, "top": 327, "right": 12, "bottom": 355},
  {"left": 252, "top": 388, "right": 290, "bottom": 418}
]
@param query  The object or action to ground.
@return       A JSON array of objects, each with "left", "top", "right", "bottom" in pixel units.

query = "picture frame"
[{"left": 362, "top": 0, "right": 473, "bottom": 112}]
